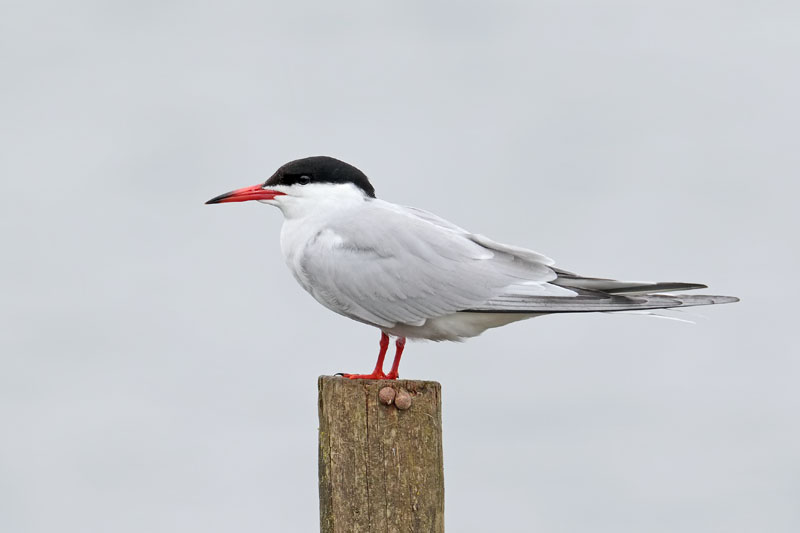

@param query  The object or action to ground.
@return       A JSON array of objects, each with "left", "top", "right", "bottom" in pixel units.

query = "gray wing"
[
  {"left": 298, "top": 201, "right": 574, "bottom": 328},
  {"left": 391, "top": 205, "right": 738, "bottom": 311},
  {"left": 401, "top": 206, "right": 738, "bottom": 311},
  {"left": 299, "top": 201, "right": 737, "bottom": 327}
]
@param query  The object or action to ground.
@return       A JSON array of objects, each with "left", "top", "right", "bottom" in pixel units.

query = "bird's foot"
[
  {"left": 384, "top": 370, "right": 399, "bottom": 380},
  {"left": 336, "top": 371, "right": 393, "bottom": 380}
]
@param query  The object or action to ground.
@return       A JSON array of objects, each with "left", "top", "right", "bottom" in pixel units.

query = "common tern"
[{"left": 206, "top": 156, "right": 738, "bottom": 380}]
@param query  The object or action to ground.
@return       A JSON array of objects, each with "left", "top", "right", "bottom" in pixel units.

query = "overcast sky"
[{"left": 1, "top": 1, "right": 798, "bottom": 532}]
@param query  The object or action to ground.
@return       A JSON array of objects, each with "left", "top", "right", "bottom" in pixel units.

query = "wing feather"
[
  {"left": 295, "top": 201, "right": 736, "bottom": 326},
  {"left": 298, "top": 201, "right": 568, "bottom": 327}
]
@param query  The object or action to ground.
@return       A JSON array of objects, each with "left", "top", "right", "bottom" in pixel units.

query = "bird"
[{"left": 206, "top": 156, "right": 738, "bottom": 380}]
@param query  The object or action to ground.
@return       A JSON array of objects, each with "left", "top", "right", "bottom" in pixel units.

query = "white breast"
[
  {"left": 279, "top": 210, "right": 371, "bottom": 323},
  {"left": 276, "top": 182, "right": 368, "bottom": 298},
  {"left": 280, "top": 216, "right": 329, "bottom": 294}
]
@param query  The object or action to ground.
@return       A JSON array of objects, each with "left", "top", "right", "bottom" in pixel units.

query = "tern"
[{"left": 206, "top": 156, "right": 738, "bottom": 380}]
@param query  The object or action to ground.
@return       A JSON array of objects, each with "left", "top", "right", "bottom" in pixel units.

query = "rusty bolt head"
[
  {"left": 378, "top": 386, "right": 396, "bottom": 405},
  {"left": 395, "top": 389, "right": 412, "bottom": 410}
]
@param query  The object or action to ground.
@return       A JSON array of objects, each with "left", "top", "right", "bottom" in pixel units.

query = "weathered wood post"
[{"left": 318, "top": 376, "right": 444, "bottom": 533}]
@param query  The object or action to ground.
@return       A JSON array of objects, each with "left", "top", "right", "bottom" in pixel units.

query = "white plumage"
[{"left": 207, "top": 156, "right": 737, "bottom": 378}]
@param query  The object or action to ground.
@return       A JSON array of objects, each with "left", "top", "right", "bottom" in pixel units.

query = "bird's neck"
[{"left": 277, "top": 184, "right": 370, "bottom": 221}]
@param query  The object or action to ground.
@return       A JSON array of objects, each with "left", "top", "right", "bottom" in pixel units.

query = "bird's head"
[{"left": 205, "top": 156, "right": 376, "bottom": 217}]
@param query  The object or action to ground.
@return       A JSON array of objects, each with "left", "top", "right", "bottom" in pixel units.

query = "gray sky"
[{"left": 1, "top": 1, "right": 798, "bottom": 532}]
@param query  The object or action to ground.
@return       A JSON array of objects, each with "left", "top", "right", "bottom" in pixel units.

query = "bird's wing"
[
  {"left": 401, "top": 205, "right": 556, "bottom": 266},
  {"left": 550, "top": 268, "right": 708, "bottom": 295},
  {"left": 299, "top": 202, "right": 736, "bottom": 324},
  {"left": 298, "top": 201, "right": 573, "bottom": 328}
]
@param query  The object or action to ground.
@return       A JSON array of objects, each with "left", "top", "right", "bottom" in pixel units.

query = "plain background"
[{"left": 2, "top": 1, "right": 798, "bottom": 532}]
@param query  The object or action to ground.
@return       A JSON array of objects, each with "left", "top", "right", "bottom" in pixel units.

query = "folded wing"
[
  {"left": 298, "top": 202, "right": 572, "bottom": 327},
  {"left": 299, "top": 201, "right": 737, "bottom": 327}
]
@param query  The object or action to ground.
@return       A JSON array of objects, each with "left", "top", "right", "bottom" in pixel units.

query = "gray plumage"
[{"left": 280, "top": 193, "right": 738, "bottom": 340}]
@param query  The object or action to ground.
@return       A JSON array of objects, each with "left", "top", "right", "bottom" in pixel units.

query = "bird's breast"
[{"left": 279, "top": 217, "right": 345, "bottom": 293}]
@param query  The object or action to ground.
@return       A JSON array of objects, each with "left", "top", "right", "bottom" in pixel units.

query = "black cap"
[{"left": 265, "top": 156, "right": 376, "bottom": 198}]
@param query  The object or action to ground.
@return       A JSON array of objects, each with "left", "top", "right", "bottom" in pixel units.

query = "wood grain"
[{"left": 318, "top": 376, "right": 444, "bottom": 533}]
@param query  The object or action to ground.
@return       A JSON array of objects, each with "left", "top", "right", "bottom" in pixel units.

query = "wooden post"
[{"left": 318, "top": 376, "right": 444, "bottom": 533}]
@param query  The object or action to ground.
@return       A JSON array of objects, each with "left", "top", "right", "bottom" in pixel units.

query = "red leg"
[
  {"left": 342, "top": 332, "right": 390, "bottom": 380},
  {"left": 385, "top": 337, "right": 406, "bottom": 380}
]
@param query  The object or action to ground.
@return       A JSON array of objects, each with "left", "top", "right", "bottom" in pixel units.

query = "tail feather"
[
  {"left": 463, "top": 267, "right": 738, "bottom": 314},
  {"left": 465, "top": 293, "right": 739, "bottom": 313}
]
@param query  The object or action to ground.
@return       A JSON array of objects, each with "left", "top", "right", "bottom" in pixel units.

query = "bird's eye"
[{"left": 298, "top": 175, "right": 311, "bottom": 185}]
